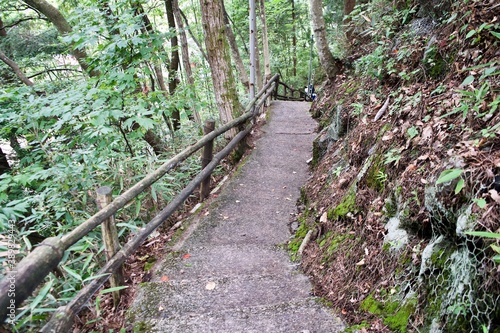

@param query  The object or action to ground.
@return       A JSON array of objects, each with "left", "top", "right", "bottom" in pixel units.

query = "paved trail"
[{"left": 127, "top": 101, "right": 344, "bottom": 332}]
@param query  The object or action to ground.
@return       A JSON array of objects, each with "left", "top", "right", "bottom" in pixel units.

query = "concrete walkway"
[{"left": 127, "top": 101, "right": 344, "bottom": 333}]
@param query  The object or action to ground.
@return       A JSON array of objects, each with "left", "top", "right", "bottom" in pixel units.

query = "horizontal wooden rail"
[
  {"left": 275, "top": 80, "right": 306, "bottom": 101},
  {"left": 0, "top": 74, "right": 280, "bottom": 326}
]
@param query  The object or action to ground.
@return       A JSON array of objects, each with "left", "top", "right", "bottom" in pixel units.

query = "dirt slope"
[{"left": 293, "top": 1, "right": 500, "bottom": 332}]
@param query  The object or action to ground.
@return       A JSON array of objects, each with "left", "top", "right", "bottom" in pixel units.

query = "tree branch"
[
  {"left": 27, "top": 68, "right": 82, "bottom": 79},
  {"left": 0, "top": 49, "right": 34, "bottom": 86}
]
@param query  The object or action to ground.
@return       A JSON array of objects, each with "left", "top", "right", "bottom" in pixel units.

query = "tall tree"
[
  {"left": 309, "top": 0, "right": 341, "bottom": 83},
  {"left": 291, "top": 0, "right": 297, "bottom": 77},
  {"left": 172, "top": 0, "right": 201, "bottom": 124},
  {"left": 164, "top": 0, "right": 181, "bottom": 130},
  {"left": 259, "top": 0, "right": 271, "bottom": 86},
  {"left": 222, "top": 2, "right": 249, "bottom": 91},
  {"left": 200, "top": 0, "right": 242, "bottom": 138}
]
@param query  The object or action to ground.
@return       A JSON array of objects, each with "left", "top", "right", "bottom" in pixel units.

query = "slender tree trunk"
[
  {"left": 259, "top": 0, "right": 271, "bottom": 87},
  {"left": 222, "top": 2, "right": 249, "bottom": 91},
  {"left": 179, "top": 9, "right": 208, "bottom": 62},
  {"left": 309, "top": 0, "right": 341, "bottom": 83},
  {"left": 173, "top": 0, "right": 201, "bottom": 124},
  {"left": 0, "top": 18, "right": 7, "bottom": 37},
  {"left": 22, "top": 0, "right": 99, "bottom": 77},
  {"left": 344, "top": 0, "right": 356, "bottom": 40},
  {"left": 0, "top": 50, "right": 34, "bottom": 86},
  {"left": 164, "top": 0, "right": 181, "bottom": 131},
  {"left": 291, "top": 0, "right": 297, "bottom": 77},
  {"left": 0, "top": 147, "right": 10, "bottom": 175},
  {"left": 255, "top": 38, "right": 263, "bottom": 92},
  {"left": 200, "top": 0, "right": 242, "bottom": 138}
]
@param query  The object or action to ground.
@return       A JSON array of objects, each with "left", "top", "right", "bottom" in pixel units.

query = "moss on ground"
[
  {"left": 327, "top": 186, "right": 358, "bottom": 220},
  {"left": 360, "top": 292, "right": 417, "bottom": 332}
]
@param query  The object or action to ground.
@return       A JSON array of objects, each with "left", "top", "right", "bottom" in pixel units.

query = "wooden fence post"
[
  {"left": 200, "top": 119, "right": 215, "bottom": 200},
  {"left": 96, "top": 186, "right": 123, "bottom": 307}
]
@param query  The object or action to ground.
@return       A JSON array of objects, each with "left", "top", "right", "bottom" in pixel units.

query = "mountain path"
[{"left": 127, "top": 101, "right": 345, "bottom": 333}]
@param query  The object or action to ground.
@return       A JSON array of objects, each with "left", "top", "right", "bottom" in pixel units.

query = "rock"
[{"left": 312, "top": 105, "right": 345, "bottom": 164}]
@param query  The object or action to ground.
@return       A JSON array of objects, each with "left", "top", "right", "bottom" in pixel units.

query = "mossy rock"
[{"left": 364, "top": 153, "right": 386, "bottom": 192}]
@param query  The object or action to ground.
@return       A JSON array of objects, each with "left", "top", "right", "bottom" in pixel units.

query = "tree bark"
[
  {"left": 291, "top": 0, "right": 297, "bottom": 77},
  {"left": 0, "top": 50, "right": 34, "bottom": 86},
  {"left": 259, "top": 0, "right": 271, "bottom": 86},
  {"left": 164, "top": 0, "right": 181, "bottom": 131},
  {"left": 173, "top": 0, "right": 201, "bottom": 124},
  {"left": 22, "top": 0, "right": 99, "bottom": 77},
  {"left": 309, "top": 0, "right": 341, "bottom": 83},
  {"left": 179, "top": 9, "right": 208, "bottom": 62},
  {"left": 344, "top": 0, "right": 356, "bottom": 40},
  {"left": 200, "top": 0, "right": 242, "bottom": 138},
  {"left": 222, "top": 2, "right": 249, "bottom": 91},
  {"left": 0, "top": 18, "right": 7, "bottom": 37},
  {"left": 0, "top": 147, "right": 10, "bottom": 175}
]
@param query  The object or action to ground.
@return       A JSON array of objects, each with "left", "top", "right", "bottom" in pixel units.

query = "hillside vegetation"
[{"left": 292, "top": 0, "right": 500, "bottom": 332}]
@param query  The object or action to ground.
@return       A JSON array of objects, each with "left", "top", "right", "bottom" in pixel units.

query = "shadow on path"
[{"left": 127, "top": 101, "right": 345, "bottom": 332}]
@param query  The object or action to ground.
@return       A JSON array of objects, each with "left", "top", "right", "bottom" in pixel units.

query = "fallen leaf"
[
  {"left": 320, "top": 212, "right": 328, "bottom": 223},
  {"left": 205, "top": 281, "right": 216, "bottom": 290},
  {"left": 370, "top": 94, "right": 377, "bottom": 103},
  {"left": 489, "top": 190, "right": 500, "bottom": 204},
  {"left": 421, "top": 126, "right": 433, "bottom": 141},
  {"left": 182, "top": 253, "right": 191, "bottom": 260},
  {"left": 160, "top": 275, "right": 169, "bottom": 282}
]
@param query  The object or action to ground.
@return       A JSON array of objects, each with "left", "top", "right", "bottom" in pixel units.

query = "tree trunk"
[
  {"left": 344, "top": 0, "right": 356, "bottom": 40},
  {"left": 0, "top": 50, "right": 34, "bottom": 86},
  {"left": 164, "top": 0, "right": 181, "bottom": 131},
  {"left": 179, "top": 9, "right": 208, "bottom": 62},
  {"left": 173, "top": 0, "right": 201, "bottom": 124},
  {"left": 222, "top": 2, "right": 249, "bottom": 91},
  {"left": 259, "top": 0, "right": 271, "bottom": 86},
  {"left": 22, "top": 0, "right": 99, "bottom": 77},
  {"left": 291, "top": 0, "right": 297, "bottom": 77},
  {"left": 309, "top": 0, "right": 341, "bottom": 83},
  {"left": 0, "top": 18, "right": 7, "bottom": 37},
  {"left": 200, "top": 0, "right": 242, "bottom": 139},
  {"left": 0, "top": 147, "right": 10, "bottom": 175}
]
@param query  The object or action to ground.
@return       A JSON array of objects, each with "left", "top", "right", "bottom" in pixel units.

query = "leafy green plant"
[
  {"left": 436, "top": 168, "right": 465, "bottom": 194},
  {"left": 383, "top": 148, "right": 402, "bottom": 166}
]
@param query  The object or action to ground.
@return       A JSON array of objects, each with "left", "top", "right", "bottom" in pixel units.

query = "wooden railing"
[
  {"left": 0, "top": 74, "right": 306, "bottom": 331},
  {"left": 274, "top": 77, "right": 306, "bottom": 101}
]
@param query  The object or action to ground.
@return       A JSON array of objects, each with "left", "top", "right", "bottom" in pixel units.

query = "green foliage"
[{"left": 360, "top": 292, "right": 417, "bottom": 332}]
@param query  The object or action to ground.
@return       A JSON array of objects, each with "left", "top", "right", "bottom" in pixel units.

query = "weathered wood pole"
[
  {"left": 200, "top": 119, "right": 215, "bottom": 200},
  {"left": 95, "top": 186, "right": 123, "bottom": 307}
]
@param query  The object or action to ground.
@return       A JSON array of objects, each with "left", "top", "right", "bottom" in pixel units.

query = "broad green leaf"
[
  {"left": 465, "top": 29, "right": 476, "bottom": 39},
  {"left": 436, "top": 169, "right": 463, "bottom": 184},
  {"left": 454, "top": 178, "right": 465, "bottom": 194},
  {"left": 460, "top": 75, "right": 474, "bottom": 86},
  {"left": 473, "top": 198, "right": 487, "bottom": 209}
]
